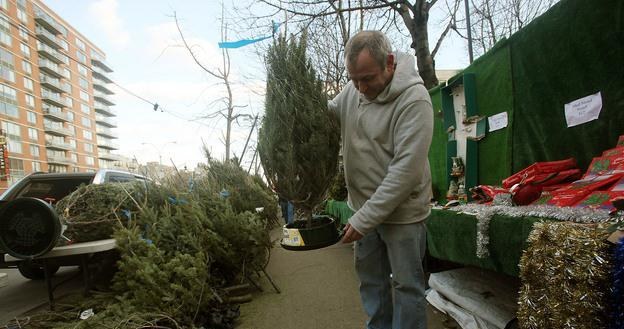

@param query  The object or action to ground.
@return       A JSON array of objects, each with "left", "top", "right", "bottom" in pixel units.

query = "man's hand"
[{"left": 341, "top": 223, "right": 363, "bottom": 243}]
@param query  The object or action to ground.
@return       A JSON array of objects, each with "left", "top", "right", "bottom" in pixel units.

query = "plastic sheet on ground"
[{"left": 426, "top": 267, "right": 518, "bottom": 329}]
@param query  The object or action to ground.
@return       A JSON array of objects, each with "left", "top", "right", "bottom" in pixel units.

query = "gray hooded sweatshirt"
[{"left": 329, "top": 52, "right": 433, "bottom": 235}]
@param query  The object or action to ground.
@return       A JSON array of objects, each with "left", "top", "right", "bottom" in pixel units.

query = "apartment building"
[{"left": 0, "top": 0, "right": 118, "bottom": 192}]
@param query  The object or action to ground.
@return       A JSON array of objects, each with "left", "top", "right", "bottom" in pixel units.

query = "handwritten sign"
[
  {"left": 488, "top": 112, "right": 508, "bottom": 132},
  {"left": 564, "top": 92, "right": 602, "bottom": 127}
]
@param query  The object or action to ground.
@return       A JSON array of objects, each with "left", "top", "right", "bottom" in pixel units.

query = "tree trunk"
[
  {"left": 397, "top": 2, "right": 439, "bottom": 89},
  {"left": 411, "top": 5, "right": 438, "bottom": 89},
  {"left": 305, "top": 208, "right": 313, "bottom": 228}
]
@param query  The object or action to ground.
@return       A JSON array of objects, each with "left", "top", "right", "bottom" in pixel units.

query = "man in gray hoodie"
[{"left": 329, "top": 31, "right": 433, "bottom": 329}]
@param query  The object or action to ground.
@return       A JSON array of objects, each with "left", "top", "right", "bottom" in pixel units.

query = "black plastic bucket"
[{"left": 280, "top": 215, "right": 342, "bottom": 251}]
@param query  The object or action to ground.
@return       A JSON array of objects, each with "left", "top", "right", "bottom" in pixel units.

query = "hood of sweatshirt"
[{"left": 366, "top": 52, "right": 424, "bottom": 105}]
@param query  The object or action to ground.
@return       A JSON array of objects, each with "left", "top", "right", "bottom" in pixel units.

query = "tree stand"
[{"left": 280, "top": 215, "right": 342, "bottom": 251}]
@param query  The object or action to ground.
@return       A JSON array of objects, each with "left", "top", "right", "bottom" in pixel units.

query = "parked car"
[{"left": 0, "top": 169, "right": 147, "bottom": 279}]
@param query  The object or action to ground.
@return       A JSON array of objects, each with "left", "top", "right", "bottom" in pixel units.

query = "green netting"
[
  {"left": 428, "top": 86, "right": 448, "bottom": 201},
  {"left": 462, "top": 42, "right": 514, "bottom": 186},
  {"left": 429, "top": 0, "right": 624, "bottom": 199},
  {"left": 509, "top": 0, "right": 624, "bottom": 172}
]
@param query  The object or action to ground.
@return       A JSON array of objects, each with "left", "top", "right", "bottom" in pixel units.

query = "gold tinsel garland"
[{"left": 518, "top": 221, "right": 612, "bottom": 328}]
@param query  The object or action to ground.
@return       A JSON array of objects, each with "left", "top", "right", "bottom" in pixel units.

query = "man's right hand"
[{"left": 341, "top": 223, "right": 363, "bottom": 243}]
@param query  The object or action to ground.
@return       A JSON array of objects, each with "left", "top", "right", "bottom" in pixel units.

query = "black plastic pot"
[
  {"left": 280, "top": 214, "right": 342, "bottom": 251},
  {"left": 0, "top": 197, "right": 61, "bottom": 260}
]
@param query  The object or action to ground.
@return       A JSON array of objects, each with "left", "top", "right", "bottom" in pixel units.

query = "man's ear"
[{"left": 386, "top": 53, "right": 395, "bottom": 72}]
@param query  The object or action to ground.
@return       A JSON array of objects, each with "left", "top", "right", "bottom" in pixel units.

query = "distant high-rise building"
[{"left": 0, "top": 0, "right": 118, "bottom": 192}]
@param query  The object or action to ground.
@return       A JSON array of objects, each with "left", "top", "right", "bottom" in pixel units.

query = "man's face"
[{"left": 347, "top": 50, "right": 394, "bottom": 101}]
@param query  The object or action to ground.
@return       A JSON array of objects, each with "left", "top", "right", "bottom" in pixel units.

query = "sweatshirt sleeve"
[{"left": 348, "top": 99, "right": 434, "bottom": 235}]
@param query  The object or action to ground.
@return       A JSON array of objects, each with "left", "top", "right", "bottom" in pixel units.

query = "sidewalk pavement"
[{"left": 236, "top": 230, "right": 458, "bottom": 329}]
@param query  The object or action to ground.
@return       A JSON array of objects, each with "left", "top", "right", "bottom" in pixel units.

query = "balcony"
[
  {"left": 47, "top": 155, "right": 73, "bottom": 165},
  {"left": 97, "top": 138, "right": 119, "bottom": 150},
  {"left": 38, "top": 58, "right": 63, "bottom": 78},
  {"left": 96, "top": 126, "right": 118, "bottom": 139},
  {"left": 93, "top": 90, "right": 115, "bottom": 106},
  {"left": 95, "top": 114, "right": 118, "bottom": 127},
  {"left": 94, "top": 102, "right": 117, "bottom": 116},
  {"left": 39, "top": 73, "right": 64, "bottom": 93},
  {"left": 98, "top": 152, "right": 120, "bottom": 161},
  {"left": 91, "top": 58, "right": 113, "bottom": 73},
  {"left": 92, "top": 79, "right": 114, "bottom": 95},
  {"left": 61, "top": 82, "right": 71, "bottom": 94},
  {"left": 91, "top": 66, "right": 113, "bottom": 83},
  {"left": 34, "top": 8, "right": 63, "bottom": 35},
  {"left": 36, "top": 41, "right": 64, "bottom": 64},
  {"left": 43, "top": 105, "right": 69, "bottom": 122},
  {"left": 44, "top": 123, "right": 74, "bottom": 137},
  {"left": 35, "top": 25, "right": 62, "bottom": 49},
  {"left": 45, "top": 140, "right": 75, "bottom": 151},
  {"left": 41, "top": 88, "right": 65, "bottom": 108}
]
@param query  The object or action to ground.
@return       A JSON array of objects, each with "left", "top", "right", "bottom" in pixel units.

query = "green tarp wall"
[{"left": 428, "top": 0, "right": 624, "bottom": 200}]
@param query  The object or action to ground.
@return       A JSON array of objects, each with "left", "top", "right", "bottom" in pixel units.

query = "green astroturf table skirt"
[
  {"left": 325, "top": 200, "right": 354, "bottom": 225},
  {"left": 324, "top": 200, "right": 550, "bottom": 277}
]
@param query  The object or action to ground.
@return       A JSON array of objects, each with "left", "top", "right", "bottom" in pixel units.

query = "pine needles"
[{"left": 258, "top": 33, "right": 341, "bottom": 224}]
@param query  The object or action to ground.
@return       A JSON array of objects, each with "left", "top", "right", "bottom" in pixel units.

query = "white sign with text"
[
  {"left": 564, "top": 92, "right": 602, "bottom": 127},
  {"left": 488, "top": 111, "right": 508, "bottom": 132}
]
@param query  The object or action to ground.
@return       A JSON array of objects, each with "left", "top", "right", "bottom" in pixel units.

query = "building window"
[
  {"left": 25, "top": 94, "right": 35, "bottom": 108},
  {"left": 81, "top": 116, "right": 91, "bottom": 127},
  {"left": 76, "top": 51, "right": 87, "bottom": 64},
  {"left": 84, "top": 143, "right": 93, "bottom": 153},
  {"left": 80, "top": 103, "right": 90, "bottom": 114},
  {"left": 83, "top": 130, "right": 92, "bottom": 140},
  {"left": 28, "top": 127, "right": 38, "bottom": 140},
  {"left": 0, "top": 0, "right": 7, "bottom": 10},
  {"left": 27, "top": 111, "right": 36, "bottom": 124},
  {"left": 23, "top": 77, "right": 33, "bottom": 91},
  {"left": 20, "top": 42, "right": 30, "bottom": 57},
  {"left": 69, "top": 139, "right": 76, "bottom": 148},
  {"left": 32, "top": 161, "right": 41, "bottom": 172},
  {"left": 63, "top": 68, "right": 71, "bottom": 79},
  {"left": 48, "top": 164, "right": 67, "bottom": 173},
  {"left": 8, "top": 158, "right": 25, "bottom": 185},
  {"left": 0, "top": 14, "right": 11, "bottom": 46},
  {"left": 18, "top": 26, "right": 28, "bottom": 40},
  {"left": 79, "top": 90, "right": 89, "bottom": 102},
  {"left": 71, "top": 153, "right": 78, "bottom": 163},
  {"left": 17, "top": 9, "right": 27, "bottom": 23},
  {"left": 0, "top": 84, "right": 18, "bottom": 118},
  {"left": 0, "top": 48, "right": 14, "bottom": 82},
  {"left": 0, "top": 47, "right": 13, "bottom": 67},
  {"left": 65, "top": 97, "right": 73, "bottom": 108},
  {"left": 79, "top": 77, "right": 89, "bottom": 90},
  {"left": 75, "top": 38, "right": 86, "bottom": 51},
  {"left": 0, "top": 65, "right": 14, "bottom": 82},
  {"left": 59, "top": 53, "right": 69, "bottom": 65},
  {"left": 59, "top": 39, "right": 69, "bottom": 52},
  {"left": 30, "top": 144, "right": 39, "bottom": 157},
  {"left": 2, "top": 121, "right": 22, "bottom": 154},
  {"left": 22, "top": 60, "right": 31, "bottom": 75},
  {"left": 78, "top": 64, "right": 88, "bottom": 77},
  {"left": 85, "top": 155, "right": 95, "bottom": 165},
  {"left": 67, "top": 111, "right": 74, "bottom": 121}
]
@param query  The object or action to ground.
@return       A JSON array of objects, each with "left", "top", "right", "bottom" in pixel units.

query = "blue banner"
[{"left": 218, "top": 22, "right": 280, "bottom": 49}]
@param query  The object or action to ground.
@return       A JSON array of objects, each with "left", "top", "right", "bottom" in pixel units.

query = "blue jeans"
[{"left": 354, "top": 221, "right": 427, "bottom": 329}]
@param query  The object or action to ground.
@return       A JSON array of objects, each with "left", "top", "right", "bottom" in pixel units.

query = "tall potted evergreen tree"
[{"left": 258, "top": 34, "right": 341, "bottom": 250}]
